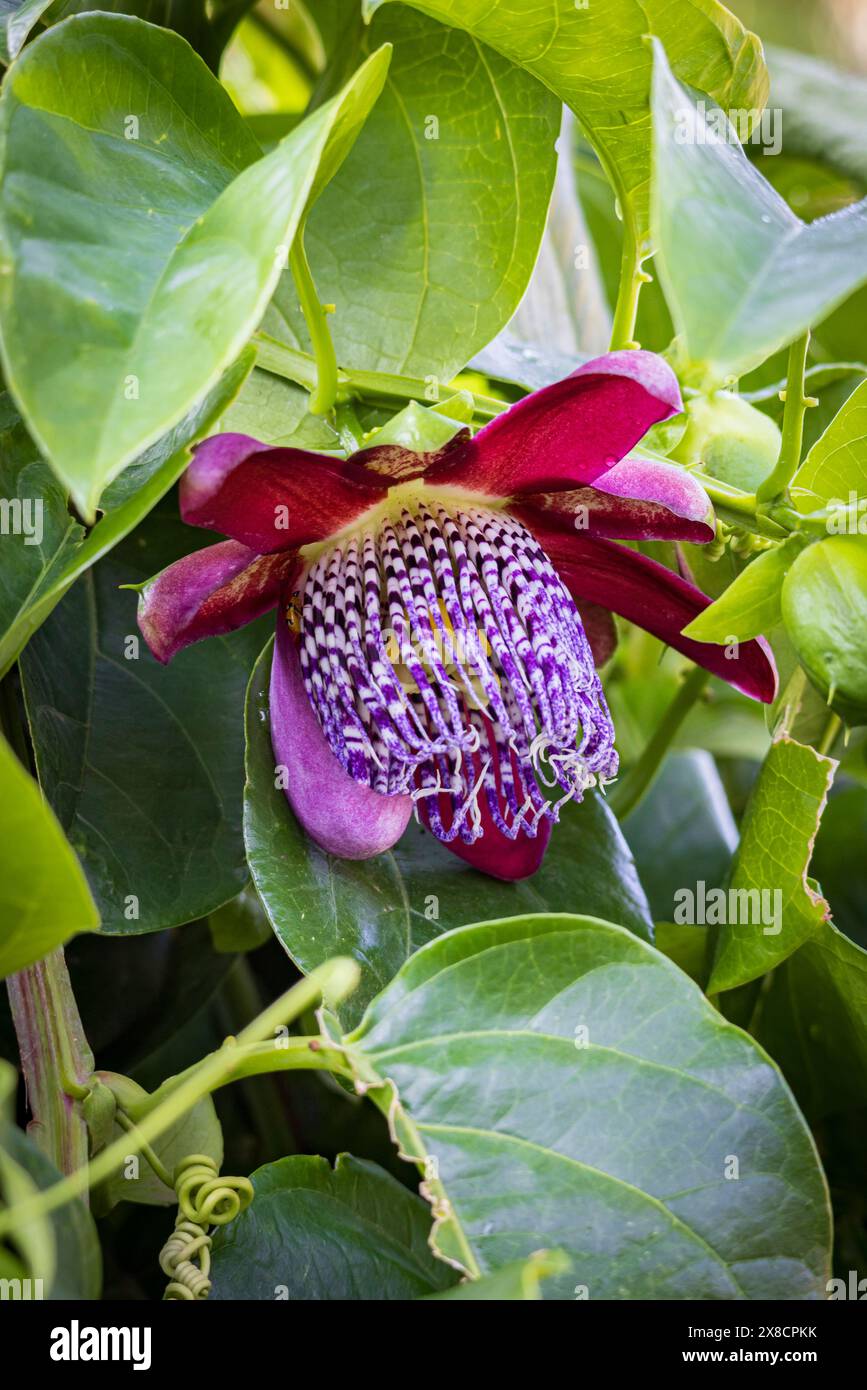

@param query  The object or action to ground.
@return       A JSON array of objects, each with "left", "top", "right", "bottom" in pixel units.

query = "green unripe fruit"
[
  {"left": 671, "top": 391, "right": 782, "bottom": 492},
  {"left": 781, "top": 536, "right": 867, "bottom": 727}
]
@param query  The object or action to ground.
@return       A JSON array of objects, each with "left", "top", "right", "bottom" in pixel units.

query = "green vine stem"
[
  {"left": 0, "top": 959, "right": 359, "bottom": 1241},
  {"left": 609, "top": 214, "right": 648, "bottom": 351},
  {"left": 608, "top": 665, "right": 711, "bottom": 821},
  {"left": 756, "top": 331, "right": 817, "bottom": 505},
  {"left": 289, "top": 229, "right": 339, "bottom": 416},
  {"left": 6, "top": 948, "right": 94, "bottom": 1183},
  {"left": 253, "top": 332, "right": 507, "bottom": 423}
]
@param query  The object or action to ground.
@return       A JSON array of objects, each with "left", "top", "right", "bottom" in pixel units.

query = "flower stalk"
[
  {"left": 6, "top": 948, "right": 93, "bottom": 1183},
  {"left": 253, "top": 331, "right": 507, "bottom": 422},
  {"left": 609, "top": 216, "right": 647, "bottom": 351},
  {"left": 289, "top": 230, "right": 339, "bottom": 416},
  {"left": 756, "top": 331, "right": 817, "bottom": 505}
]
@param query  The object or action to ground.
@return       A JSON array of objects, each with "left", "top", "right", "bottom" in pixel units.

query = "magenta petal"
[
  {"left": 424, "top": 350, "right": 683, "bottom": 497},
  {"left": 530, "top": 526, "right": 778, "bottom": 703},
  {"left": 512, "top": 457, "right": 714, "bottom": 543},
  {"left": 270, "top": 620, "right": 413, "bottom": 859},
  {"left": 138, "top": 540, "right": 297, "bottom": 664},
  {"left": 181, "top": 433, "right": 388, "bottom": 553}
]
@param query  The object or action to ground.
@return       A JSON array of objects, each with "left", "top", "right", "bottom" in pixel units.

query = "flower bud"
[{"left": 671, "top": 391, "right": 782, "bottom": 492}]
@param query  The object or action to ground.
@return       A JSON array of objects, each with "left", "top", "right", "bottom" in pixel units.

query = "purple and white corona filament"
[
  {"left": 297, "top": 500, "right": 618, "bottom": 850},
  {"left": 138, "top": 350, "right": 777, "bottom": 880}
]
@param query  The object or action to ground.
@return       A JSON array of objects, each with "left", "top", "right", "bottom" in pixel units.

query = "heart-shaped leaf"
[
  {"left": 243, "top": 640, "right": 654, "bottom": 1028},
  {"left": 269, "top": 3, "right": 560, "bottom": 381},
  {"left": 340, "top": 913, "right": 831, "bottom": 1299},
  {"left": 0, "top": 15, "right": 390, "bottom": 516},
  {"left": 651, "top": 41, "right": 867, "bottom": 384},
  {"left": 367, "top": 0, "right": 766, "bottom": 260},
  {"left": 210, "top": 1154, "right": 458, "bottom": 1299}
]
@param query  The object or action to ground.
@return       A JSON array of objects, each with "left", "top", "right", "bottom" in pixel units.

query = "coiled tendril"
[{"left": 160, "top": 1154, "right": 253, "bottom": 1300}]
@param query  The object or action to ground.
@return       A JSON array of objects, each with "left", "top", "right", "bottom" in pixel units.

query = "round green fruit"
[
  {"left": 781, "top": 536, "right": 867, "bottom": 727},
  {"left": 671, "top": 391, "right": 782, "bottom": 492}
]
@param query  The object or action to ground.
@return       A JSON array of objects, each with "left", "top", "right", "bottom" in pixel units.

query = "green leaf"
[
  {"left": 210, "top": 1154, "right": 458, "bottom": 1299},
  {"left": 91, "top": 1073, "right": 222, "bottom": 1211},
  {"left": 0, "top": 349, "right": 254, "bottom": 680},
  {"left": 428, "top": 1248, "right": 569, "bottom": 1300},
  {"left": 0, "top": 15, "right": 390, "bottom": 517},
  {"left": 651, "top": 42, "right": 867, "bottom": 385},
  {"left": 269, "top": 4, "right": 560, "bottom": 381},
  {"left": 340, "top": 913, "right": 830, "bottom": 1298},
  {"left": 623, "top": 750, "right": 737, "bottom": 922},
  {"left": 19, "top": 508, "right": 271, "bottom": 935},
  {"left": 781, "top": 536, "right": 867, "bottom": 727},
  {"left": 0, "top": 733, "right": 98, "bottom": 978},
  {"left": 0, "top": 388, "right": 82, "bottom": 676},
  {"left": 0, "top": 0, "right": 255, "bottom": 69},
  {"left": 793, "top": 378, "right": 867, "bottom": 509},
  {"left": 505, "top": 113, "right": 611, "bottom": 361},
  {"left": 45, "top": 0, "right": 255, "bottom": 69},
  {"left": 0, "top": 1133, "right": 102, "bottom": 1296},
  {"left": 768, "top": 46, "right": 867, "bottom": 188},
  {"left": 368, "top": 0, "right": 766, "bottom": 259},
  {"left": 219, "top": 363, "right": 338, "bottom": 451},
  {"left": 754, "top": 921, "right": 867, "bottom": 1121},
  {"left": 0, "top": 0, "right": 52, "bottom": 64},
  {"left": 243, "top": 640, "right": 653, "bottom": 1028},
  {"left": 208, "top": 884, "right": 272, "bottom": 955},
  {"left": 653, "top": 921, "right": 709, "bottom": 987},
  {"left": 707, "top": 735, "right": 835, "bottom": 994},
  {"left": 681, "top": 537, "right": 805, "bottom": 644}
]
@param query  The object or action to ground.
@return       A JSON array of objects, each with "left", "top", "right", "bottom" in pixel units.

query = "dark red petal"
[
  {"left": 137, "top": 541, "right": 298, "bottom": 664},
  {"left": 419, "top": 793, "right": 552, "bottom": 880},
  {"left": 270, "top": 620, "right": 412, "bottom": 859},
  {"left": 530, "top": 526, "right": 778, "bottom": 703},
  {"left": 353, "top": 438, "right": 464, "bottom": 483},
  {"left": 575, "top": 601, "right": 618, "bottom": 666},
  {"left": 424, "top": 351, "right": 683, "bottom": 497},
  {"left": 512, "top": 456, "right": 715, "bottom": 543},
  {"left": 180, "top": 432, "right": 388, "bottom": 552}
]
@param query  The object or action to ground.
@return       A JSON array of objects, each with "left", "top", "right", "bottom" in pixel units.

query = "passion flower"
[{"left": 138, "top": 351, "right": 777, "bottom": 879}]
